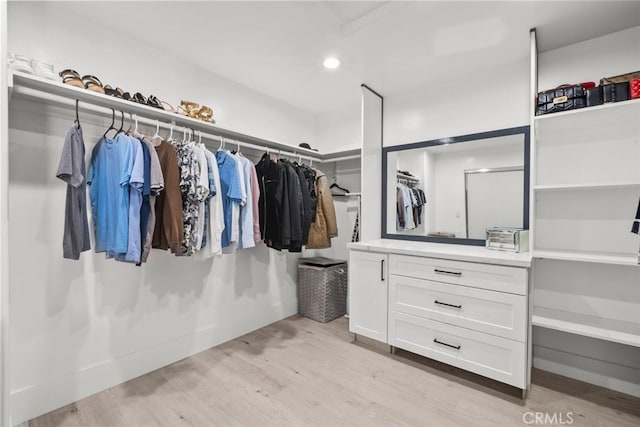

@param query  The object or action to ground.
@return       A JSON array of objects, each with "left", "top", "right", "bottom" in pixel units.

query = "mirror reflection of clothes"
[{"left": 397, "top": 184, "right": 426, "bottom": 230}]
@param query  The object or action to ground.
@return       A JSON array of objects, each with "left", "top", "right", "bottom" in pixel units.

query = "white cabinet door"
[{"left": 348, "top": 250, "right": 388, "bottom": 343}]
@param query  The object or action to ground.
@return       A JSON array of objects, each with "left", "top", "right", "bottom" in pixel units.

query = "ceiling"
[{"left": 62, "top": 1, "right": 640, "bottom": 115}]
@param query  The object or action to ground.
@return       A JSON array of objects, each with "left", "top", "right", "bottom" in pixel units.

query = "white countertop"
[{"left": 348, "top": 239, "right": 532, "bottom": 268}]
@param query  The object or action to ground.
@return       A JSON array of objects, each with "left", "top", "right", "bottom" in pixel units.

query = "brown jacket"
[{"left": 306, "top": 170, "right": 338, "bottom": 249}]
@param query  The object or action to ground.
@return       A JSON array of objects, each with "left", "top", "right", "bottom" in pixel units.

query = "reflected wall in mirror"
[{"left": 382, "top": 126, "right": 529, "bottom": 246}]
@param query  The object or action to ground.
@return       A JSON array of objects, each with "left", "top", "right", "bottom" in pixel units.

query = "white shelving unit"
[
  {"left": 7, "top": 70, "right": 361, "bottom": 164},
  {"left": 531, "top": 46, "right": 640, "bottom": 352}
]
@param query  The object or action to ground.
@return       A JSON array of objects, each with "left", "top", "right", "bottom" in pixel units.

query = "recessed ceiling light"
[{"left": 323, "top": 57, "right": 341, "bottom": 69}]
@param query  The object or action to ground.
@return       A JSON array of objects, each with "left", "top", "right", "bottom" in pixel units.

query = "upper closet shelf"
[
  {"left": 7, "top": 70, "right": 361, "bottom": 163},
  {"left": 534, "top": 98, "right": 640, "bottom": 139},
  {"left": 534, "top": 182, "right": 640, "bottom": 192}
]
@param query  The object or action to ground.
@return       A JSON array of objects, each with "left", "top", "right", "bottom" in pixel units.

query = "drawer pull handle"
[
  {"left": 433, "top": 338, "right": 461, "bottom": 350},
  {"left": 434, "top": 300, "right": 462, "bottom": 309},
  {"left": 381, "top": 259, "right": 385, "bottom": 282},
  {"left": 434, "top": 268, "right": 462, "bottom": 277}
]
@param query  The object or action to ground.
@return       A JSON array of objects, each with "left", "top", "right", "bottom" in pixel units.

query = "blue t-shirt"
[
  {"left": 236, "top": 155, "right": 255, "bottom": 250},
  {"left": 112, "top": 136, "right": 144, "bottom": 263},
  {"left": 88, "top": 134, "right": 134, "bottom": 253},
  {"left": 215, "top": 151, "right": 243, "bottom": 248}
]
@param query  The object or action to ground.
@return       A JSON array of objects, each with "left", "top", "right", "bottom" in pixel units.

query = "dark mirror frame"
[{"left": 381, "top": 125, "right": 530, "bottom": 246}]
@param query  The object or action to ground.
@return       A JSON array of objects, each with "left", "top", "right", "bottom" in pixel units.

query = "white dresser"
[{"left": 348, "top": 239, "right": 532, "bottom": 392}]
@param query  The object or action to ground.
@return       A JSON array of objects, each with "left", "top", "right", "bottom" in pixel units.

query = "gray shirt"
[{"left": 56, "top": 123, "right": 91, "bottom": 259}]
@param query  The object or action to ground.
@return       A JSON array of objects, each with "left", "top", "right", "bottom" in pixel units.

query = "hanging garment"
[
  {"left": 351, "top": 212, "right": 360, "bottom": 243},
  {"left": 192, "top": 144, "right": 210, "bottom": 251},
  {"left": 175, "top": 141, "right": 202, "bottom": 255},
  {"left": 107, "top": 135, "right": 144, "bottom": 263},
  {"left": 203, "top": 146, "right": 224, "bottom": 256},
  {"left": 246, "top": 156, "right": 261, "bottom": 244},
  {"left": 301, "top": 164, "right": 317, "bottom": 223},
  {"left": 280, "top": 160, "right": 304, "bottom": 252},
  {"left": 56, "top": 122, "right": 91, "bottom": 260},
  {"left": 152, "top": 139, "right": 183, "bottom": 254},
  {"left": 199, "top": 148, "right": 217, "bottom": 250},
  {"left": 235, "top": 154, "right": 256, "bottom": 250},
  {"left": 88, "top": 133, "right": 134, "bottom": 254},
  {"left": 216, "top": 150, "right": 243, "bottom": 249},
  {"left": 306, "top": 169, "right": 338, "bottom": 249},
  {"left": 139, "top": 137, "right": 164, "bottom": 263},
  {"left": 255, "top": 153, "right": 286, "bottom": 249},
  {"left": 397, "top": 187, "right": 405, "bottom": 229},
  {"left": 294, "top": 162, "right": 313, "bottom": 246}
]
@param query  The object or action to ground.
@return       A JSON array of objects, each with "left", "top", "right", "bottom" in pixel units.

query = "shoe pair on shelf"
[
  {"left": 8, "top": 52, "right": 57, "bottom": 80},
  {"left": 179, "top": 100, "right": 214, "bottom": 123},
  {"left": 58, "top": 68, "right": 215, "bottom": 124},
  {"left": 59, "top": 69, "right": 166, "bottom": 109}
]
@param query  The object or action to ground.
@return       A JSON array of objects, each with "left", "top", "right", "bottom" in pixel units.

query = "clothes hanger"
[
  {"left": 218, "top": 136, "right": 225, "bottom": 151},
  {"left": 167, "top": 121, "right": 174, "bottom": 141},
  {"left": 116, "top": 110, "right": 125, "bottom": 134},
  {"left": 125, "top": 112, "right": 133, "bottom": 134},
  {"left": 103, "top": 108, "right": 117, "bottom": 138},
  {"left": 198, "top": 131, "right": 202, "bottom": 145},
  {"left": 74, "top": 99, "right": 81, "bottom": 128},
  {"left": 152, "top": 120, "right": 161, "bottom": 139},
  {"left": 330, "top": 176, "right": 350, "bottom": 193},
  {"left": 134, "top": 114, "right": 139, "bottom": 134}
]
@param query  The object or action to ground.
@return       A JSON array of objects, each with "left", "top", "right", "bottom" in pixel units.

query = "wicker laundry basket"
[{"left": 298, "top": 257, "right": 348, "bottom": 323}]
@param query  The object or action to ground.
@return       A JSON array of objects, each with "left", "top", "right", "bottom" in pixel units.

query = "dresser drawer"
[
  {"left": 388, "top": 311, "right": 526, "bottom": 388},
  {"left": 389, "top": 275, "right": 526, "bottom": 342},
  {"left": 389, "top": 254, "right": 527, "bottom": 295}
]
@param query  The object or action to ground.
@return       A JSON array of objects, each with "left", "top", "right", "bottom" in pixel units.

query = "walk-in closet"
[{"left": 2, "top": 2, "right": 640, "bottom": 426}]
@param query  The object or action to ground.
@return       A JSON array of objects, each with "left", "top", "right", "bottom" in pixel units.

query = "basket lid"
[{"left": 299, "top": 257, "right": 346, "bottom": 267}]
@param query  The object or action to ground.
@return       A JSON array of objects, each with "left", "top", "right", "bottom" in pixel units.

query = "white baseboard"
[
  {"left": 10, "top": 303, "right": 295, "bottom": 425},
  {"left": 533, "top": 345, "right": 640, "bottom": 398}
]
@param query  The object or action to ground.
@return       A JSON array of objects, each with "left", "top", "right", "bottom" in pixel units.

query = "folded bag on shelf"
[
  {"left": 600, "top": 71, "right": 640, "bottom": 85},
  {"left": 536, "top": 82, "right": 595, "bottom": 115},
  {"left": 630, "top": 78, "right": 640, "bottom": 99}
]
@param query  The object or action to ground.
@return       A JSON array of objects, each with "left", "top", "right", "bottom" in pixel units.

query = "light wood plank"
[{"left": 30, "top": 315, "right": 640, "bottom": 427}]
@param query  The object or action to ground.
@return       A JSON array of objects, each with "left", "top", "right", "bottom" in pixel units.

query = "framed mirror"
[{"left": 382, "top": 126, "right": 530, "bottom": 246}]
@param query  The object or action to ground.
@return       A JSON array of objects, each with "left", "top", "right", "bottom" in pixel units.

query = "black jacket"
[{"left": 255, "top": 153, "right": 286, "bottom": 249}]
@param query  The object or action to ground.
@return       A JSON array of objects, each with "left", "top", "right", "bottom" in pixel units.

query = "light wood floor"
[{"left": 31, "top": 315, "right": 640, "bottom": 426}]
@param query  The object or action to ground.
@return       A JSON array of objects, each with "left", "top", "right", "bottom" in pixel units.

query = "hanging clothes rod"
[
  {"left": 397, "top": 173, "right": 419, "bottom": 183},
  {"left": 9, "top": 75, "right": 323, "bottom": 162}
]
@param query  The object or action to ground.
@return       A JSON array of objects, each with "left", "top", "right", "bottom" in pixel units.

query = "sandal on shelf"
[
  {"left": 82, "top": 75, "right": 105, "bottom": 94},
  {"left": 104, "top": 85, "right": 120, "bottom": 97},
  {"left": 158, "top": 99, "right": 178, "bottom": 113},
  {"left": 122, "top": 91, "right": 132, "bottom": 101},
  {"left": 59, "top": 69, "right": 84, "bottom": 89},
  {"left": 196, "top": 105, "right": 214, "bottom": 123},
  {"left": 132, "top": 92, "right": 147, "bottom": 104},
  {"left": 147, "top": 95, "right": 163, "bottom": 109},
  {"left": 180, "top": 100, "right": 200, "bottom": 118}
]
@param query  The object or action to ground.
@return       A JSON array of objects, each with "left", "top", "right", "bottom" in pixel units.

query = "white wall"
[
  {"left": 384, "top": 59, "right": 530, "bottom": 147},
  {"left": 7, "top": 2, "right": 319, "bottom": 424},
  {"left": 315, "top": 104, "right": 361, "bottom": 154},
  {"left": 8, "top": 1, "right": 318, "bottom": 149},
  {"left": 434, "top": 144, "right": 522, "bottom": 238}
]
